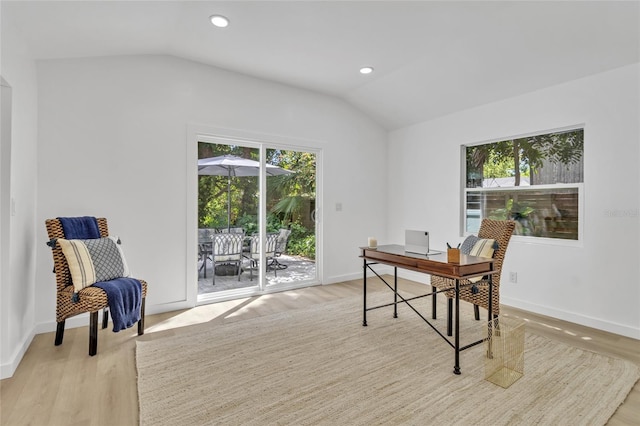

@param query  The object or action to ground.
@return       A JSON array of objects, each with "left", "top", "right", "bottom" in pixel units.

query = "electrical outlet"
[{"left": 509, "top": 272, "right": 518, "bottom": 283}]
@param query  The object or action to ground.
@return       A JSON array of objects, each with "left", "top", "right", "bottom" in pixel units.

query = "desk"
[{"left": 360, "top": 244, "right": 495, "bottom": 375}]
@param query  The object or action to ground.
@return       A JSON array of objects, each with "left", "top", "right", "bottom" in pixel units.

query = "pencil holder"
[{"left": 447, "top": 248, "right": 460, "bottom": 263}]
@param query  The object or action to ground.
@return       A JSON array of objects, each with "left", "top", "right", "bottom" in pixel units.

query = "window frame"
[
  {"left": 462, "top": 183, "right": 584, "bottom": 247},
  {"left": 460, "top": 126, "right": 584, "bottom": 247}
]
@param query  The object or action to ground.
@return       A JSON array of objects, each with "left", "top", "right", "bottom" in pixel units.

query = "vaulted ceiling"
[{"left": 3, "top": 1, "right": 639, "bottom": 129}]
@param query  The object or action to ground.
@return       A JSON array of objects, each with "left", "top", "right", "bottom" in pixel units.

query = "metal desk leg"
[
  {"left": 393, "top": 267, "right": 398, "bottom": 318},
  {"left": 362, "top": 258, "right": 368, "bottom": 327},
  {"left": 454, "top": 278, "right": 461, "bottom": 375},
  {"left": 432, "top": 286, "right": 437, "bottom": 319}
]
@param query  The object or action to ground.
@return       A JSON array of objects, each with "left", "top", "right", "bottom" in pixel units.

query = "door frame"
[{"left": 186, "top": 124, "right": 323, "bottom": 306}]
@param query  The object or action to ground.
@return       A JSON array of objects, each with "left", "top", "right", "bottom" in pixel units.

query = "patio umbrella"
[{"left": 197, "top": 154, "right": 293, "bottom": 230}]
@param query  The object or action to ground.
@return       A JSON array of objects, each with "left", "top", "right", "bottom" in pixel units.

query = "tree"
[
  {"left": 467, "top": 129, "right": 583, "bottom": 187},
  {"left": 268, "top": 150, "right": 316, "bottom": 224}
]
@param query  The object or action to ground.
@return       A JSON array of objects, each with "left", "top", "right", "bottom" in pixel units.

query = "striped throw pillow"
[
  {"left": 57, "top": 236, "right": 130, "bottom": 292},
  {"left": 468, "top": 238, "right": 497, "bottom": 283}
]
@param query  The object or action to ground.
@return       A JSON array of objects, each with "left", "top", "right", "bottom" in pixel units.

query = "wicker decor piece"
[
  {"left": 485, "top": 316, "right": 525, "bottom": 388},
  {"left": 45, "top": 217, "right": 147, "bottom": 356},
  {"left": 431, "top": 219, "right": 515, "bottom": 333}
]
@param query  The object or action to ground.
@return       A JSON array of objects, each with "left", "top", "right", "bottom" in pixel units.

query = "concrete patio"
[{"left": 198, "top": 254, "right": 317, "bottom": 294}]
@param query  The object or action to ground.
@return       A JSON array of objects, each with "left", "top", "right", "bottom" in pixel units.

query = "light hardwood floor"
[{"left": 2, "top": 278, "right": 639, "bottom": 425}]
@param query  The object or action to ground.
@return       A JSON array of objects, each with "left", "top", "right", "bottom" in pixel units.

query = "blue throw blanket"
[
  {"left": 58, "top": 216, "right": 101, "bottom": 239},
  {"left": 94, "top": 277, "right": 142, "bottom": 332}
]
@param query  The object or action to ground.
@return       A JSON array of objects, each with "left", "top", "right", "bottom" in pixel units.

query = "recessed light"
[
  {"left": 359, "top": 67, "right": 374, "bottom": 75},
  {"left": 210, "top": 15, "right": 229, "bottom": 28}
]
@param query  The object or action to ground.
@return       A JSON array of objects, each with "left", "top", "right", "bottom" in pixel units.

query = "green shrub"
[{"left": 235, "top": 214, "right": 316, "bottom": 259}]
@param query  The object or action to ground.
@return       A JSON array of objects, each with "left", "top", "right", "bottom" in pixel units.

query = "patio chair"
[
  {"left": 211, "top": 232, "right": 245, "bottom": 285},
  {"left": 431, "top": 218, "right": 515, "bottom": 336},
  {"left": 270, "top": 228, "right": 292, "bottom": 270},
  {"left": 245, "top": 232, "right": 280, "bottom": 281},
  {"left": 198, "top": 228, "right": 214, "bottom": 278},
  {"left": 45, "top": 217, "right": 147, "bottom": 356},
  {"left": 218, "top": 227, "right": 244, "bottom": 234}
]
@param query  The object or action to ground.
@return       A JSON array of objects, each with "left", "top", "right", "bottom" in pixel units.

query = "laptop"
[{"left": 404, "top": 230, "right": 442, "bottom": 256}]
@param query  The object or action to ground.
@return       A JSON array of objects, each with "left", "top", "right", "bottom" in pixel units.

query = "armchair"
[
  {"left": 46, "top": 217, "right": 148, "bottom": 356},
  {"left": 211, "top": 232, "right": 245, "bottom": 285}
]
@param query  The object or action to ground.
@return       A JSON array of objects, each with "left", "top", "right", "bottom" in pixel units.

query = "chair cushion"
[
  {"left": 215, "top": 254, "right": 242, "bottom": 262},
  {"left": 57, "top": 236, "right": 130, "bottom": 292}
]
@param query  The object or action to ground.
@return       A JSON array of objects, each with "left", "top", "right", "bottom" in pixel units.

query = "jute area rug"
[{"left": 136, "top": 294, "right": 639, "bottom": 425}]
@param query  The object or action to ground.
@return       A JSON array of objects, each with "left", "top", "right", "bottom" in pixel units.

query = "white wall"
[
  {"left": 388, "top": 63, "right": 640, "bottom": 339},
  {"left": 34, "top": 55, "right": 388, "bottom": 328},
  {"left": 0, "top": 16, "right": 39, "bottom": 378}
]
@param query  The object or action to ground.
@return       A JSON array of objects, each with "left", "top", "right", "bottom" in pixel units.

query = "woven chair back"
[
  {"left": 45, "top": 217, "right": 109, "bottom": 292},
  {"left": 477, "top": 218, "right": 516, "bottom": 288}
]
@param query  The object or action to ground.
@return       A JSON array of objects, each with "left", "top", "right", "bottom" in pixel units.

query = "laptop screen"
[
  {"left": 405, "top": 230, "right": 443, "bottom": 255},
  {"left": 405, "top": 230, "right": 429, "bottom": 254}
]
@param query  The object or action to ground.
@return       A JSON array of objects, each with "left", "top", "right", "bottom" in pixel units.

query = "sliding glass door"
[
  {"left": 196, "top": 140, "right": 318, "bottom": 300},
  {"left": 264, "top": 148, "right": 317, "bottom": 287}
]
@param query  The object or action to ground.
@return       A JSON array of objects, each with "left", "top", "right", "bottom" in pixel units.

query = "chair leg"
[
  {"left": 198, "top": 255, "right": 205, "bottom": 278},
  {"left": 474, "top": 304, "right": 480, "bottom": 321},
  {"left": 89, "top": 311, "right": 98, "bottom": 356},
  {"left": 138, "top": 298, "right": 146, "bottom": 335},
  {"left": 55, "top": 320, "right": 66, "bottom": 346},
  {"left": 102, "top": 308, "right": 109, "bottom": 329},
  {"left": 447, "top": 298, "right": 453, "bottom": 337}
]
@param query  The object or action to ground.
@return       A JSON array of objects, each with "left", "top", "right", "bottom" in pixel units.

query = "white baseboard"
[
  {"left": 33, "top": 299, "right": 194, "bottom": 336},
  {"left": 501, "top": 296, "right": 640, "bottom": 340},
  {"left": 322, "top": 272, "right": 362, "bottom": 285},
  {"left": 1, "top": 328, "right": 35, "bottom": 379}
]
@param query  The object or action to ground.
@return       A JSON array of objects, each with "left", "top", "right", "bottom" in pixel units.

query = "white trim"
[
  {"left": 258, "top": 144, "right": 267, "bottom": 287},
  {"left": 0, "top": 328, "right": 33, "bottom": 380},
  {"left": 501, "top": 296, "right": 640, "bottom": 340},
  {"left": 0, "top": 80, "right": 12, "bottom": 378},
  {"left": 461, "top": 126, "right": 585, "bottom": 245},
  {"left": 465, "top": 182, "right": 580, "bottom": 193}
]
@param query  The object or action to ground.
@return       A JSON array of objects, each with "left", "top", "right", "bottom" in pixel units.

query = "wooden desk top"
[{"left": 360, "top": 244, "right": 495, "bottom": 280}]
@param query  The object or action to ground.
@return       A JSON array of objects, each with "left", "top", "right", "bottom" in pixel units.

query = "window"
[{"left": 463, "top": 128, "right": 584, "bottom": 241}]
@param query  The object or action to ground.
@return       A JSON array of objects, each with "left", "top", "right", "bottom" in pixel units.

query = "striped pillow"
[
  {"left": 57, "top": 236, "right": 130, "bottom": 292},
  {"left": 470, "top": 238, "right": 497, "bottom": 259},
  {"left": 468, "top": 238, "right": 497, "bottom": 283}
]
